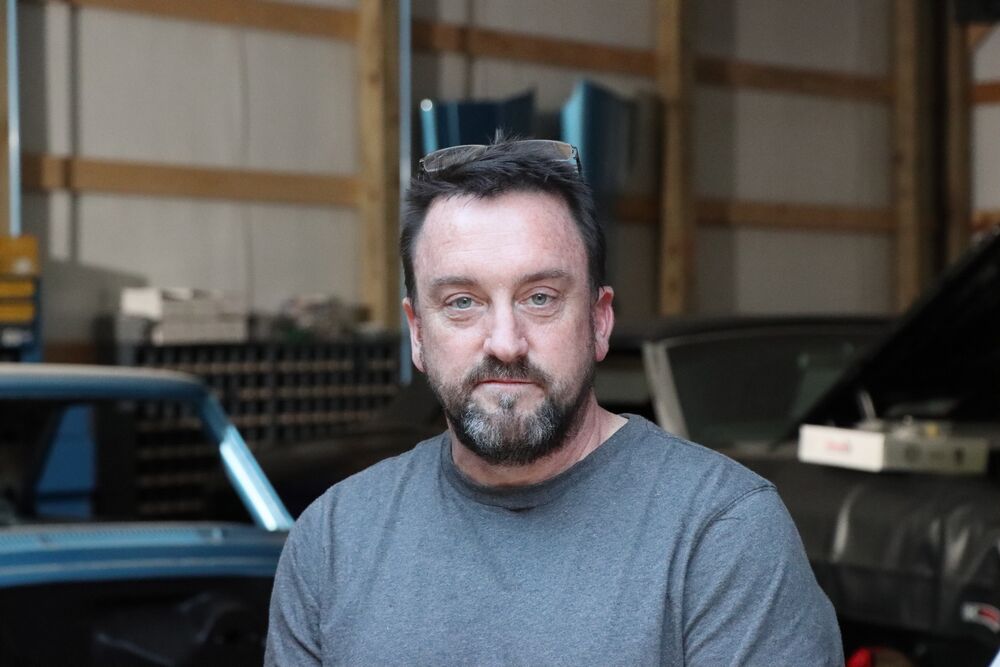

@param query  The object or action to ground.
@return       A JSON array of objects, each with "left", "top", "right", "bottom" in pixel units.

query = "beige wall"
[
  {"left": 973, "top": 30, "right": 1000, "bottom": 213},
  {"left": 693, "top": 0, "right": 892, "bottom": 315},
  {"left": 415, "top": 0, "right": 894, "bottom": 321},
  {"left": 20, "top": 1, "right": 362, "bottom": 342},
  {"left": 22, "top": 0, "right": 900, "bottom": 342}
]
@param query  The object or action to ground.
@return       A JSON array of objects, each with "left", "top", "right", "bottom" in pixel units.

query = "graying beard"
[{"left": 457, "top": 394, "right": 562, "bottom": 466}]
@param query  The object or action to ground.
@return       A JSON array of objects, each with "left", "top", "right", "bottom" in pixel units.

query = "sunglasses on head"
[{"left": 419, "top": 139, "right": 581, "bottom": 175}]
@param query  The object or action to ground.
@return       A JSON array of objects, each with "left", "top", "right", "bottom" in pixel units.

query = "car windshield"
[
  {"left": 666, "top": 330, "right": 877, "bottom": 448},
  {"left": 0, "top": 398, "right": 250, "bottom": 525}
]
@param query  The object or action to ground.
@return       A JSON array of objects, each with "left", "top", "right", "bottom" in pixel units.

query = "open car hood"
[{"left": 793, "top": 226, "right": 1000, "bottom": 433}]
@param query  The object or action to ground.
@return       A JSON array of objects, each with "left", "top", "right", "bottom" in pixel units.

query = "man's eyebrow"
[
  {"left": 428, "top": 275, "right": 476, "bottom": 291},
  {"left": 428, "top": 270, "right": 572, "bottom": 293},
  {"left": 519, "top": 269, "right": 571, "bottom": 284}
]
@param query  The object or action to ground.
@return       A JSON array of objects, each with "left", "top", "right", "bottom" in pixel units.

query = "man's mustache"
[{"left": 463, "top": 357, "right": 551, "bottom": 388}]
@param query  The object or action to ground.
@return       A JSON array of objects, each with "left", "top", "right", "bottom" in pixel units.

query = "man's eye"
[
  {"left": 529, "top": 293, "right": 552, "bottom": 306},
  {"left": 448, "top": 296, "right": 474, "bottom": 310}
]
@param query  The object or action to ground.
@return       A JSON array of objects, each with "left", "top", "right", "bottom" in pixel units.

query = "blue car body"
[{"left": 0, "top": 363, "right": 294, "bottom": 665}]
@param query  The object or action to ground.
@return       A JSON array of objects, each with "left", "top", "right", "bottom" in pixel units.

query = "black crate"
[
  {"left": 112, "top": 339, "right": 401, "bottom": 519},
  {"left": 115, "top": 338, "right": 401, "bottom": 448}
]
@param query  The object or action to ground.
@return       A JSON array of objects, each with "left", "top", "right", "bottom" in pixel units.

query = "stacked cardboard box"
[
  {"left": 118, "top": 287, "right": 248, "bottom": 345},
  {"left": 0, "top": 236, "right": 40, "bottom": 361}
]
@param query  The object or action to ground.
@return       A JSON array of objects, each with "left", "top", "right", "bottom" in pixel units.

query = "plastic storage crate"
[{"left": 113, "top": 339, "right": 401, "bottom": 519}]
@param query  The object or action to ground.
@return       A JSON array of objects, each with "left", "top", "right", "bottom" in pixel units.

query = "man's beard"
[{"left": 426, "top": 355, "right": 595, "bottom": 467}]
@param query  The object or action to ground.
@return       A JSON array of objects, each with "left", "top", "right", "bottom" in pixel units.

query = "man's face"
[{"left": 403, "top": 190, "right": 614, "bottom": 466}]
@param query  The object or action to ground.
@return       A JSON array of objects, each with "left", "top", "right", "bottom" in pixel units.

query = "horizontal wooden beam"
[
  {"left": 615, "top": 194, "right": 660, "bottom": 222},
  {"left": 696, "top": 56, "right": 892, "bottom": 102},
  {"left": 412, "top": 19, "right": 656, "bottom": 77},
  {"left": 972, "top": 209, "right": 1000, "bottom": 231},
  {"left": 616, "top": 195, "right": 895, "bottom": 234},
  {"left": 968, "top": 24, "right": 996, "bottom": 51},
  {"left": 413, "top": 19, "right": 891, "bottom": 101},
  {"left": 29, "top": 0, "right": 357, "bottom": 41},
  {"left": 30, "top": 3, "right": 897, "bottom": 103},
  {"left": 698, "top": 198, "right": 895, "bottom": 233},
  {"left": 972, "top": 80, "right": 1000, "bottom": 104},
  {"left": 22, "top": 154, "right": 360, "bottom": 207}
]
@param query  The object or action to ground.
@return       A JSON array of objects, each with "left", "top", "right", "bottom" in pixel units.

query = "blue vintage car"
[{"left": 0, "top": 363, "right": 292, "bottom": 665}]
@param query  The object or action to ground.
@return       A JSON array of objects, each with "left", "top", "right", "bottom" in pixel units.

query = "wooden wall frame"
[
  {"left": 358, "top": 0, "right": 400, "bottom": 329},
  {"left": 27, "top": 0, "right": 358, "bottom": 40},
  {"left": 20, "top": 0, "right": 926, "bottom": 324},
  {"left": 22, "top": 154, "right": 359, "bottom": 206},
  {"left": 972, "top": 81, "right": 1000, "bottom": 103},
  {"left": 656, "top": 0, "right": 695, "bottom": 316}
]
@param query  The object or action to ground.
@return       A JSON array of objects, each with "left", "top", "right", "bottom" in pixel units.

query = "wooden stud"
[
  {"left": 656, "top": 0, "right": 695, "bottom": 315},
  {"left": 946, "top": 8, "right": 972, "bottom": 263},
  {"left": 31, "top": 0, "right": 358, "bottom": 41},
  {"left": 891, "top": 0, "right": 932, "bottom": 311},
  {"left": 21, "top": 154, "right": 360, "bottom": 207},
  {"left": 358, "top": 0, "right": 400, "bottom": 330}
]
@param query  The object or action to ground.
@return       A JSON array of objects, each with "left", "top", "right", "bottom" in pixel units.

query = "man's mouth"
[{"left": 477, "top": 379, "right": 534, "bottom": 387}]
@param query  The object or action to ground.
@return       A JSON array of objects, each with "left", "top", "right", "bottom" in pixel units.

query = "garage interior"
[{"left": 2, "top": 0, "right": 1000, "bottom": 665}]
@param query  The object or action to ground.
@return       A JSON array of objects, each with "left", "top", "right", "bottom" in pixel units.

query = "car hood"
[
  {"left": 0, "top": 522, "right": 286, "bottom": 588},
  {"left": 793, "top": 226, "right": 1000, "bottom": 432}
]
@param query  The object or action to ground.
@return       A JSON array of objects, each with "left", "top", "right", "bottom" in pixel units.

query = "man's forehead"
[
  {"left": 418, "top": 191, "right": 580, "bottom": 245},
  {"left": 412, "top": 191, "right": 586, "bottom": 280}
]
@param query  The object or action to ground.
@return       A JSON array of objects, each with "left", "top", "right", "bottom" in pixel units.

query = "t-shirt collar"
[{"left": 439, "top": 415, "right": 639, "bottom": 510}]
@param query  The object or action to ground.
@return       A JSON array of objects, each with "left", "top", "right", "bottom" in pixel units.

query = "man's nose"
[{"left": 483, "top": 305, "right": 528, "bottom": 362}]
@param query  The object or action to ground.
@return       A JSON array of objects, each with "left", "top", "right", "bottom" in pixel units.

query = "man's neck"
[{"left": 450, "top": 396, "right": 628, "bottom": 487}]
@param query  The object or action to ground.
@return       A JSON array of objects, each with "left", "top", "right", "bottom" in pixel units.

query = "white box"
[
  {"left": 798, "top": 424, "right": 989, "bottom": 474},
  {"left": 120, "top": 287, "right": 247, "bottom": 320},
  {"left": 150, "top": 318, "right": 248, "bottom": 345}
]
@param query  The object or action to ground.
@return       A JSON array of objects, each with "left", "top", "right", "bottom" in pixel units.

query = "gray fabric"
[{"left": 265, "top": 415, "right": 843, "bottom": 666}]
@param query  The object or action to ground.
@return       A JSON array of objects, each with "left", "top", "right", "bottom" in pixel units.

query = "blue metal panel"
[
  {"left": 0, "top": 524, "right": 286, "bottom": 588},
  {"left": 419, "top": 90, "right": 535, "bottom": 154},
  {"left": 0, "top": 365, "right": 205, "bottom": 400},
  {"left": 560, "top": 79, "right": 632, "bottom": 195},
  {"left": 0, "top": 364, "right": 293, "bottom": 531},
  {"left": 35, "top": 405, "right": 95, "bottom": 518}
]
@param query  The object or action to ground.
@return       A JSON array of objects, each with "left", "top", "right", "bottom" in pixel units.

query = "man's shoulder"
[
  {"left": 299, "top": 432, "right": 444, "bottom": 521},
  {"left": 616, "top": 415, "right": 775, "bottom": 514}
]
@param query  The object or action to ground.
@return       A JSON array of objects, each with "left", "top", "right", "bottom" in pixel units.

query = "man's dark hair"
[{"left": 401, "top": 138, "right": 605, "bottom": 303}]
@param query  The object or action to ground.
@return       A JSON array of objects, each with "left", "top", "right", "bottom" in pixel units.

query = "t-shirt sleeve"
[
  {"left": 264, "top": 503, "right": 325, "bottom": 667},
  {"left": 682, "top": 486, "right": 843, "bottom": 667}
]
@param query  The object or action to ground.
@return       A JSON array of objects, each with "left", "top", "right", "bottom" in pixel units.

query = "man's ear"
[
  {"left": 592, "top": 286, "right": 615, "bottom": 362},
  {"left": 402, "top": 297, "right": 425, "bottom": 372}
]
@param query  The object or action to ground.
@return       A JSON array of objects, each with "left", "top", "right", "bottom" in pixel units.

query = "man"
[{"left": 265, "top": 139, "right": 843, "bottom": 666}]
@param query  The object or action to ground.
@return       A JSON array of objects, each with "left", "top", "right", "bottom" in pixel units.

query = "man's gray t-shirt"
[{"left": 265, "top": 415, "right": 842, "bottom": 666}]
